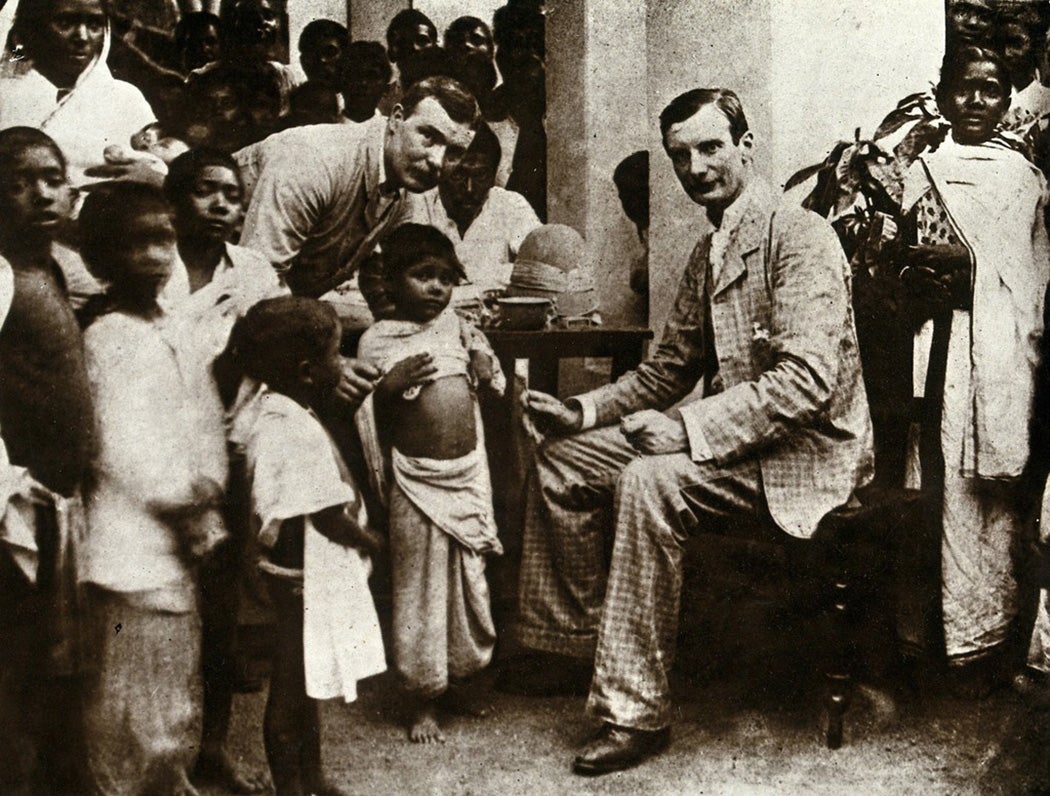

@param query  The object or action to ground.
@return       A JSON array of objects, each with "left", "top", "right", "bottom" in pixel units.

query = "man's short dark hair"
[
  {"left": 400, "top": 75, "right": 479, "bottom": 128},
  {"left": 79, "top": 183, "right": 171, "bottom": 282},
  {"left": 229, "top": 296, "right": 339, "bottom": 390},
  {"left": 163, "top": 148, "right": 243, "bottom": 205},
  {"left": 298, "top": 18, "right": 347, "bottom": 53},
  {"left": 387, "top": 9, "right": 436, "bottom": 47},
  {"left": 659, "top": 88, "right": 749, "bottom": 148},
  {"left": 445, "top": 16, "right": 491, "bottom": 48},
  {"left": 936, "top": 45, "right": 1011, "bottom": 101},
  {"left": 382, "top": 223, "right": 464, "bottom": 282},
  {"left": 0, "top": 126, "right": 66, "bottom": 177}
]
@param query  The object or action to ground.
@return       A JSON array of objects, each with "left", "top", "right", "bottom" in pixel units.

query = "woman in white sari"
[
  {"left": 897, "top": 46, "right": 1050, "bottom": 679},
  {"left": 0, "top": 0, "right": 155, "bottom": 185}
]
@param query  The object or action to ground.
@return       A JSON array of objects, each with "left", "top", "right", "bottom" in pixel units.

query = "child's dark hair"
[
  {"left": 0, "top": 126, "right": 66, "bottom": 176},
  {"left": 78, "top": 182, "right": 171, "bottom": 283},
  {"left": 228, "top": 296, "right": 339, "bottom": 390},
  {"left": 937, "top": 45, "right": 1011, "bottom": 102},
  {"left": 164, "top": 148, "right": 244, "bottom": 205},
  {"left": 381, "top": 223, "right": 464, "bottom": 281}
]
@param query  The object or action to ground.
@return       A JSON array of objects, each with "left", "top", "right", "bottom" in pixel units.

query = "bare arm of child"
[{"left": 310, "top": 504, "right": 385, "bottom": 555}]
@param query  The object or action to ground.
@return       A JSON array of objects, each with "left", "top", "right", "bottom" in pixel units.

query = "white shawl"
[{"left": 905, "top": 139, "right": 1050, "bottom": 478}]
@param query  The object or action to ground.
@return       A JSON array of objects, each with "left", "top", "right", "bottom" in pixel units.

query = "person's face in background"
[
  {"left": 439, "top": 148, "right": 497, "bottom": 229},
  {"left": 388, "top": 22, "right": 436, "bottom": 64},
  {"left": 385, "top": 97, "right": 475, "bottom": 192},
  {"left": 180, "top": 19, "right": 221, "bottom": 72},
  {"left": 938, "top": 58, "right": 1010, "bottom": 145},
  {"left": 946, "top": 0, "right": 994, "bottom": 47},
  {"left": 226, "top": 0, "right": 281, "bottom": 63},
  {"left": 300, "top": 34, "right": 345, "bottom": 87},
  {"left": 30, "top": 0, "right": 106, "bottom": 89},
  {"left": 182, "top": 81, "right": 243, "bottom": 151},
  {"left": 0, "top": 144, "right": 74, "bottom": 250},
  {"left": 998, "top": 20, "right": 1037, "bottom": 90},
  {"left": 113, "top": 210, "right": 177, "bottom": 306},
  {"left": 446, "top": 21, "right": 494, "bottom": 62},
  {"left": 341, "top": 55, "right": 391, "bottom": 122},
  {"left": 173, "top": 164, "right": 243, "bottom": 246}
]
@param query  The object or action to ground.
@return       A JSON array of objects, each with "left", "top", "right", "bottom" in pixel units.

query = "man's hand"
[
  {"left": 335, "top": 357, "right": 382, "bottom": 404},
  {"left": 620, "top": 409, "right": 689, "bottom": 455},
  {"left": 470, "top": 350, "right": 497, "bottom": 393},
  {"left": 375, "top": 353, "right": 437, "bottom": 398},
  {"left": 521, "top": 390, "right": 583, "bottom": 436},
  {"left": 900, "top": 244, "right": 971, "bottom": 311}
]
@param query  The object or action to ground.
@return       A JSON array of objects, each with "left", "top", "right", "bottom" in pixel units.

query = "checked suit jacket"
[{"left": 587, "top": 179, "right": 874, "bottom": 538}]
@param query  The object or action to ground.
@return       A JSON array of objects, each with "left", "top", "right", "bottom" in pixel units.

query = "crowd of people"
[{"left": 2, "top": 0, "right": 1050, "bottom": 792}]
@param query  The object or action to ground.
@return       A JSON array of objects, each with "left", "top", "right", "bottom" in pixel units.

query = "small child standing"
[
  {"left": 228, "top": 296, "right": 385, "bottom": 796},
  {"left": 356, "top": 223, "right": 504, "bottom": 743},
  {"left": 76, "top": 182, "right": 227, "bottom": 795}
]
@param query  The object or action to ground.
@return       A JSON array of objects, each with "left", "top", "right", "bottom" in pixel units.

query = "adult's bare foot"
[
  {"left": 194, "top": 749, "right": 271, "bottom": 794},
  {"left": 408, "top": 700, "right": 445, "bottom": 744}
]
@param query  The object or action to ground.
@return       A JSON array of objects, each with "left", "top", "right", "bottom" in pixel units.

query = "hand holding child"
[{"left": 334, "top": 357, "right": 382, "bottom": 404}]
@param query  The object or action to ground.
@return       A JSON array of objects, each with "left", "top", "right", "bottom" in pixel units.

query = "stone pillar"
[{"left": 546, "top": 0, "right": 648, "bottom": 328}]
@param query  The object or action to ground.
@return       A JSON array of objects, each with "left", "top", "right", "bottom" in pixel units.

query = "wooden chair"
[{"left": 681, "top": 486, "right": 924, "bottom": 749}]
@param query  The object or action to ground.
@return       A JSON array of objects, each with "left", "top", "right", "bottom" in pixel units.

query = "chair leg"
[{"left": 824, "top": 577, "right": 852, "bottom": 749}]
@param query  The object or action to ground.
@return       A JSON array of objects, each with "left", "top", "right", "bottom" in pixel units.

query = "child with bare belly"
[{"left": 356, "top": 224, "right": 504, "bottom": 743}]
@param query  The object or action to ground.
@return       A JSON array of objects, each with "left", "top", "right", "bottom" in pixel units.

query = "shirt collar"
[
  {"left": 713, "top": 180, "right": 753, "bottom": 239},
  {"left": 369, "top": 116, "right": 402, "bottom": 200}
]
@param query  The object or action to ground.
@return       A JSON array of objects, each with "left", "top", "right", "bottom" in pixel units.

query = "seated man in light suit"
[{"left": 516, "top": 88, "right": 874, "bottom": 775}]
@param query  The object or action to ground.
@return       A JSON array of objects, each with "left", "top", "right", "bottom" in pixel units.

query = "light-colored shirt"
[
  {"left": 405, "top": 185, "right": 541, "bottom": 293},
  {"left": 0, "top": 62, "right": 155, "bottom": 186},
  {"left": 161, "top": 242, "right": 287, "bottom": 438},
  {"left": 82, "top": 312, "right": 227, "bottom": 605},
  {"left": 237, "top": 115, "right": 408, "bottom": 297}
]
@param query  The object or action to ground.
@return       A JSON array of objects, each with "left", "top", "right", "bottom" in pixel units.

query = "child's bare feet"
[
  {"left": 438, "top": 684, "right": 491, "bottom": 718},
  {"left": 194, "top": 749, "right": 271, "bottom": 794},
  {"left": 408, "top": 700, "right": 445, "bottom": 743}
]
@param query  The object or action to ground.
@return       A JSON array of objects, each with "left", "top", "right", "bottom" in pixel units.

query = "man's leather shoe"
[{"left": 572, "top": 723, "right": 671, "bottom": 776}]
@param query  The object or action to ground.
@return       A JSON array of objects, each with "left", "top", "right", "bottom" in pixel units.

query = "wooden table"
[{"left": 342, "top": 325, "right": 654, "bottom": 395}]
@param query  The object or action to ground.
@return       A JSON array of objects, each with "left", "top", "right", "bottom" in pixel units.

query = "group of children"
[{"left": 0, "top": 126, "right": 505, "bottom": 794}]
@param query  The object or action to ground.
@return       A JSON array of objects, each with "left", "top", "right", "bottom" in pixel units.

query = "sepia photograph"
[{"left": 0, "top": 0, "right": 1048, "bottom": 792}]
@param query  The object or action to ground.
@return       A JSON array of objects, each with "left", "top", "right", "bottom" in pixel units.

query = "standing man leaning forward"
[
  {"left": 236, "top": 74, "right": 478, "bottom": 398},
  {"left": 516, "top": 88, "right": 874, "bottom": 775}
]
